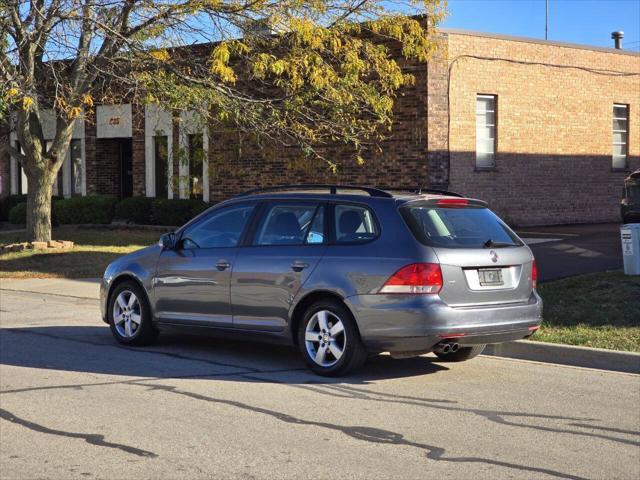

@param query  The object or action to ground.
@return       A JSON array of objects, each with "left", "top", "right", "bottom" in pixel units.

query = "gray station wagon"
[{"left": 101, "top": 185, "right": 542, "bottom": 376}]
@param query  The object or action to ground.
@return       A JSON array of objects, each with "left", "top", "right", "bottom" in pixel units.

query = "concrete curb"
[{"left": 484, "top": 340, "right": 640, "bottom": 374}]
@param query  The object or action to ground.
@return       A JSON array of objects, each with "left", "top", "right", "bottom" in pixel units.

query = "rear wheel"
[
  {"left": 434, "top": 344, "right": 486, "bottom": 362},
  {"left": 297, "top": 300, "right": 367, "bottom": 376},
  {"left": 107, "top": 281, "right": 158, "bottom": 346}
]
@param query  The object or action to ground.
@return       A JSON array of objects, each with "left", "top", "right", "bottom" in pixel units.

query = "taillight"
[
  {"left": 379, "top": 263, "right": 443, "bottom": 294},
  {"left": 436, "top": 198, "right": 468, "bottom": 208},
  {"left": 531, "top": 260, "right": 538, "bottom": 289}
]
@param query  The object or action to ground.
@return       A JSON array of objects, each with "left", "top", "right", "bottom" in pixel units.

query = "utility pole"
[{"left": 545, "top": 0, "right": 549, "bottom": 40}]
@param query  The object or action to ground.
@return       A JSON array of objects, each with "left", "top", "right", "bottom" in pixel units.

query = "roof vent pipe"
[{"left": 611, "top": 31, "right": 624, "bottom": 49}]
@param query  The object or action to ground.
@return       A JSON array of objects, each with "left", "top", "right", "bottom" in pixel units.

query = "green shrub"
[
  {"left": 8, "top": 202, "right": 28, "bottom": 224},
  {"left": 4, "top": 195, "right": 63, "bottom": 224},
  {"left": 151, "top": 198, "right": 210, "bottom": 226},
  {"left": 54, "top": 196, "right": 117, "bottom": 224},
  {"left": 1, "top": 194, "right": 28, "bottom": 221},
  {"left": 114, "top": 196, "right": 155, "bottom": 224}
]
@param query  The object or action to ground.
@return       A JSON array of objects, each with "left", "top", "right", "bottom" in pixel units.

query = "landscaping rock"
[
  {"left": 61, "top": 241, "right": 74, "bottom": 249},
  {"left": 31, "top": 241, "right": 48, "bottom": 250},
  {"left": 48, "top": 240, "right": 63, "bottom": 248}
]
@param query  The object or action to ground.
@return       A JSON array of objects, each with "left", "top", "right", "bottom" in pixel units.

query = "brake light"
[
  {"left": 436, "top": 198, "right": 468, "bottom": 208},
  {"left": 379, "top": 263, "right": 443, "bottom": 294},
  {"left": 531, "top": 260, "right": 538, "bottom": 289}
]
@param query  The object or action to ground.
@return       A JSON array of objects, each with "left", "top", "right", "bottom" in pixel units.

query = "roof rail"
[
  {"left": 379, "top": 186, "right": 464, "bottom": 198},
  {"left": 237, "top": 184, "right": 393, "bottom": 198}
]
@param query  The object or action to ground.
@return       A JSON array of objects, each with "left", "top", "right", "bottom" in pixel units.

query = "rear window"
[
  {"left": 400, "top": 205, "right": 522, "bottom": 249},
  {"left": 624, "top": 183, "right": 640, "bottom": 201}
]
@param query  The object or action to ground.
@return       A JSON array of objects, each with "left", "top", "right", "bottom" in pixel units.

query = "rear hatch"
[{"left": 400, "top": 198, "right": 535, "bottom": 307}]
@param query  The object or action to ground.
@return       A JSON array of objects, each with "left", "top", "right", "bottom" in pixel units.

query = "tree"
[{"left": 1, "top": 0, "right": 446, "bottom": 242}]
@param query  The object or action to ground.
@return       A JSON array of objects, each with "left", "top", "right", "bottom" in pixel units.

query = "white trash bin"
[{"left": 620, "top": 224, "right": 640, "bottom": 275}]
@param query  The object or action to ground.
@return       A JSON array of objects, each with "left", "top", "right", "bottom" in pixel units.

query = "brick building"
[{"left": 2, "top": 29, "right": 639, "bottom": 226}]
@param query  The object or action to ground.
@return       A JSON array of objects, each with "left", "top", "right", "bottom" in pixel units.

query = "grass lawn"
[
  {"left": 535, "top": 271, "right": 640, "bottom": 352},
  {"left": 0, "top": 226, "right": 162, "bottom": 278}
]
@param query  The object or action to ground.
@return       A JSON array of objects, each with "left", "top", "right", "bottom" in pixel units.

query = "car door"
[
  {"left": 153, "top": 202, "right": 256, "bottom": 327},
  {"left": 231, "top": 201, "right": 327, "bottom": 332}
]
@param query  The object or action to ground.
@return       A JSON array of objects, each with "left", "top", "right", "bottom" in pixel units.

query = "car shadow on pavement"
[{"left": 0, "top": 325, "right": 449, "bottom": 383}]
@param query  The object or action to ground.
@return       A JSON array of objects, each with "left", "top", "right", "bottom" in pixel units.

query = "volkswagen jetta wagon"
[{"left": 101, "top": 185, "right": 542, "bottom": 376}]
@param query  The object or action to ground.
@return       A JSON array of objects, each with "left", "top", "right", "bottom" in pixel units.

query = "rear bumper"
[{"left": 345, "top": 291, "right": 542, "bottom": 352}]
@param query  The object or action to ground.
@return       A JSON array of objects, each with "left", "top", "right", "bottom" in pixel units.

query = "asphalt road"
[
  {"left": 517, "top": 223, "right": 623, "bottom": 282},
  {"left": 1, "top": 288, "right": 639, "bottom": 480}
]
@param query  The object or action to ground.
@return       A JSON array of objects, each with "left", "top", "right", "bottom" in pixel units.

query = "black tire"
[
  {"left": 434, "top": 344, "right": 486, "bottom": 362},
  {"left": 107, "top": 280, "right": 158, "bottom": 346},
  {"left": 297, "top": 299, "right": 367, "bottom": 376}
]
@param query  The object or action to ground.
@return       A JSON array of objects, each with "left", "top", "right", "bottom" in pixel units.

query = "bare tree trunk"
[{"left": 26, "top": 167, "right": 55, "bottom": 242}]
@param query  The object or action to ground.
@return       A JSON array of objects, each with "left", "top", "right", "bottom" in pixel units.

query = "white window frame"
[
  {"left": 475, "top": 94, "right": 497, "bottom": 169},
  {"left": 145, "top": 105, "right": 173, "bottom": 198},
  {"left": 613, "top": 103, "right": 629, "bottom": 170}
]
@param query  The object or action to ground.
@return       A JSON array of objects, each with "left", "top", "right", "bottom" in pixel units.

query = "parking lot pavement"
[
  {"left": 1, "top": 288, "right": 639, "bottom": 480},
  {"left": 517, "top": 223, "right": 623, "bottom": 282}
]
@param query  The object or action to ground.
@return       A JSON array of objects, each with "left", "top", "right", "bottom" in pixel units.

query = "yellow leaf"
[
  {"left": 6, "top": 88, "right": 19, "bottom": 97},
  {"left": 150, "top": 49, "right": 170, "bottom": 62},
  {"left": 21, "top": 96, "right": 34, "bottom": 111},
  {"left": 82, "top": 94, "right": 94, "bottom": 107},
  {"left": 68, "top": 107, "right": 82, "bottom": 119}
]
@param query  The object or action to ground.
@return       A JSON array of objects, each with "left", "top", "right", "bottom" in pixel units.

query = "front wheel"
[
  {"left": 107, "top": 281, "right": 158, "bottom": 346},
  {"left": 297, "top": 300, "right": 367, "bottom": 376},
  {"left": 434, "top": 344, "right": 486, "bottom": 362}
]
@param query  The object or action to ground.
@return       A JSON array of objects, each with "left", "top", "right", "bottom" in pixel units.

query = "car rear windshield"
[
  {"left": 400, "top": 204, "right": 522, "bottom": 249},
  {"left": 625, "top": 184, "right": 640, "bottom": 201}
]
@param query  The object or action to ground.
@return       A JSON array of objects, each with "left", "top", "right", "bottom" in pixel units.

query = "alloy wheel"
[
  {"left": 304, "top": 310, "right": 346, "bottom": 367},
  {"left": 112, "top": 290, "right": 142, "bottom": 338}
]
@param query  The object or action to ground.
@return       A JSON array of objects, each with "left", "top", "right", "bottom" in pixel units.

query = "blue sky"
[{"left": 442, "top": 0, "right": 640, "bottom": 50}]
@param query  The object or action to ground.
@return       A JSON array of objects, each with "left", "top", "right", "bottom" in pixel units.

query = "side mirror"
[{"left": 159, "top": 232, "right": 176, "bottom": 250}]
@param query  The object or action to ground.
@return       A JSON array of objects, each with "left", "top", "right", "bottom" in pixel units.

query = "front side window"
[
  {"left": 334, "top": 204, "right": 378, "bottom": 243},
  {"left": 476, "top": 95, "right": 497, "bottom": 168},
  {"left": 181, "top": 204, "right": 254, "bottom": 249},
  {"left": 70, "top": 139, "right": 83, "bottom": 195},
  {"left": 613, "top": 104, "right": 629, "bottom": 169},
  {"left": 188, "top": 133, "right": 204, "bottom": 200},
  {"left": 254, "top": 203, "right": 323, "bottom": 246}
]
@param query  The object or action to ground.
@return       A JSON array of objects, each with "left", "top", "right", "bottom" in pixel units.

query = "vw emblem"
[{"left": 489, "top": 250, "right": 498, "bottom": 263}]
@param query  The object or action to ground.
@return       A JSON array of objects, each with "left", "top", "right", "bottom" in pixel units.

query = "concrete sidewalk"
[{"left": 0, "top": 277, "right": 100, "bottom": 300}]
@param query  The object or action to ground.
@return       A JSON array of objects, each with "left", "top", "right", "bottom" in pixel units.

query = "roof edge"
[{"left": 441, "top": 28, "right": 640, "bottom": 58}]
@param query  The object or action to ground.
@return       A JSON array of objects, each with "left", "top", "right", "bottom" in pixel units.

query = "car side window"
[
  {"left": 181, "top": 204, "right": 254, "bottom": 249},
  {"left": 254, "top": 203, "right": 323, "bottom": 246},
  {"left": 334, "top": 204, "right": 378, "bottom": 243}
]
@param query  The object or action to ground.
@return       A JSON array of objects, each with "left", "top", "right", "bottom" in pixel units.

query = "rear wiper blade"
[{"left": 483, "top": 239, "right": 515, "bottom": 248}]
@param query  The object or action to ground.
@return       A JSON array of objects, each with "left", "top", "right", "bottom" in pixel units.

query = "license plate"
[{"left": 479, "top": 268, "right": 503, "bottom": 286}]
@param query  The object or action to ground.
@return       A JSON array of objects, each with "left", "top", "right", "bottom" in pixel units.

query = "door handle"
[
  {"left": 291, "top": 261, "right": 309, "bottom": 272},
  {"left": 216, "top": 260, "right": 231, "bottom": 271}
]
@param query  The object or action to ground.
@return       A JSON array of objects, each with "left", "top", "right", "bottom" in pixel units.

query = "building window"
[
  {"left": 154, "top": 136, "right": 168, "bottom": 198},
  {"left": 188, "top": 133, "right": 204, "bottom": 200},
  {"left": 14, "top": 140, "right": 28, "bottom": 194},
  {"left": 613, "top": 104, "right": 629, "bottom": 170},
  {"left": 476, "top": 95, "right": 497, "bottom": 169},
  {"left": 70, "top": 139, "right": 83, "bottom": 195}
]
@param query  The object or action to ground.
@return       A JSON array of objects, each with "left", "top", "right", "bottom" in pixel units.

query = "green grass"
[
  {"left": 0, "top": 226, "right": 162, "bottom": 278},
  {"left": 535, "top": 271, "right": 640, "bottom": 352}
]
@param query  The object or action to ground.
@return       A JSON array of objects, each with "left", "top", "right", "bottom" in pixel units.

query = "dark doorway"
[{"left": 119, "top": 139, "right": 133, "bottom": 199}]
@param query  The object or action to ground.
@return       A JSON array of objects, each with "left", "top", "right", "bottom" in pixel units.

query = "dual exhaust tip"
[{"left": 434, "top": 341, "right": 459, "bottom": 355}]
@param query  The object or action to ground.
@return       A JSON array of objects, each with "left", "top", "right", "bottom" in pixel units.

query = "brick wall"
[
  {"left": 207, "top": 43, "right": 434, "bottom": 201},
  {"left": 132, "top": 104, "right": 146, "bottom": 196},
  {"left": 446, "top": 31, "right": 640, "bottom": 226}
]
